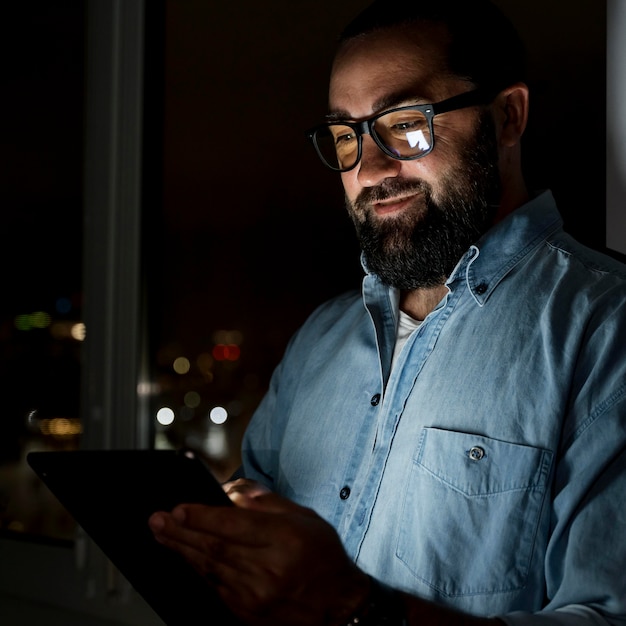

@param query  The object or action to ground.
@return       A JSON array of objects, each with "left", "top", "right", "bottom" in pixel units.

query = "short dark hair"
[{"left": 339, "top": 0, "right": 526, "bottom": 92}]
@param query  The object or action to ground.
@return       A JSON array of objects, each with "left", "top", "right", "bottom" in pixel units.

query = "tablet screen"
[{"left": 27, "top": 448, "right": 241, "bottom": 626}]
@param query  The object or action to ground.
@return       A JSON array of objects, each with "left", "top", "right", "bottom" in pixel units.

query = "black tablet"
[{"left": 27, "top": 448, "right": 242, "bottom": 626}]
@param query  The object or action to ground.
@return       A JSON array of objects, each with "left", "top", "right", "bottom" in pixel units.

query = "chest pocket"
[{"left": 396, "top": 428, "right": 553, "bottom": 597}]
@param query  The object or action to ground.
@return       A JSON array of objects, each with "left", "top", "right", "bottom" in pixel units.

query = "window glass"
[
  {"left": 146, "top": 1, "right": 364, "bottom": 482},
  {"left": 0, "top": 3, "right": 85, "bottom": 541}
]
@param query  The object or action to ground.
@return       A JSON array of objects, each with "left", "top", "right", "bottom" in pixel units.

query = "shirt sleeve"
[
  {"left": 499, "top": 605, "right": 613, "bottom": 626},
  {"left": 537, "top": 305, "right": 626, "bottom": 618}
]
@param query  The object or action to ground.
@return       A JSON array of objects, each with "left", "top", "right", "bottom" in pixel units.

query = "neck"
[
  {"left": 399, "top": 284, "right": 449, "bottom": 321},
  {"left": 494, "top": 187, "right": 529, "bottom": 225},
  {"left": 494, "top": 160, "right": 530, "bottom": 223}
]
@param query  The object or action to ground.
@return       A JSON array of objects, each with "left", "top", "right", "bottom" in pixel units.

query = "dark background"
[
  {"left": 155, "top": 0, "right": 610, "bottom": 354},
  {"left": 0, "top": 0, "right": 615, "bottom": 473}
]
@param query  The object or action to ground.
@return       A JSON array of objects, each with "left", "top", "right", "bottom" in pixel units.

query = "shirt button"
[
  {"left": 468, "top": 446, "right": 485, "bottom": 461},
  {"left": 370, "top": 393, "right": 381, "bottom": 406},
  {"left": 475, "top": 282, "right": 488, "bottom": 295},
  {"left": 339, "top": 486, "right": 351, "bottom": 500}
]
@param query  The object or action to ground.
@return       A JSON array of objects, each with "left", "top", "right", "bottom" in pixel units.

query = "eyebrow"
[{"left": 326, "top": 88, "right": 431, "bottom": 122}]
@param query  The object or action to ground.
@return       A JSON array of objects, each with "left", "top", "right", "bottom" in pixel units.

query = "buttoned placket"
[{"left": 340, "top": 276, "right": 467, "bottom": 559}]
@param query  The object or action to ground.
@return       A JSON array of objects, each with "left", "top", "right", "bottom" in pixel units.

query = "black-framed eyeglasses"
[{"left": 306, "top": 88, "right": 496, "bottom": 172}]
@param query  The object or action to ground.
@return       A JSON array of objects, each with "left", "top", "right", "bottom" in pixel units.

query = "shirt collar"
[{"left": 447, "top": 190, "right": 563, "bottom": 305}]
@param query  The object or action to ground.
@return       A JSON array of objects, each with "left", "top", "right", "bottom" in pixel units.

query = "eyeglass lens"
[{"left": 314, "top": 108, "right": 432, "bottom": 171}]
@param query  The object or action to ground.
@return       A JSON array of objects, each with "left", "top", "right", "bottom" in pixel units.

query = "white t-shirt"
[{"left": 391, "top": 309, "right": 422, "bottom": 367}]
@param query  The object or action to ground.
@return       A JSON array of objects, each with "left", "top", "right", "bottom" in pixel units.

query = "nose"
[{"left": 356, "top": 135, "right": 402, "bottom": 187}]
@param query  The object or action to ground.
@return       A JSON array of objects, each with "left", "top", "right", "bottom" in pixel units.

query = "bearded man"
[{"left": 150, "top": 2, "right": 626, "bottom": 624}]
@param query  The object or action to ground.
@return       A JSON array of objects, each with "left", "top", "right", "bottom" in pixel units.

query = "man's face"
[{"left": 329, "top": 27, "right": 501, "bottom": 289}]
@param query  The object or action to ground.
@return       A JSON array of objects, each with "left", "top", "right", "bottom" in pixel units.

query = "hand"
[{"left": 148, "top": 482, "right": 370, "bottom": 626}]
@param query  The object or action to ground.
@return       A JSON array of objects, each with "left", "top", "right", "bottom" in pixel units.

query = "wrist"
[{"left": 343, "top": 576, "right": 407, "bottom": 626}]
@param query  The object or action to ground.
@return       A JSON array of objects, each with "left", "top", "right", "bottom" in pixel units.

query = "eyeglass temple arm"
[{"left": 431, "top": 87, "right": 501, "bottom": 115}]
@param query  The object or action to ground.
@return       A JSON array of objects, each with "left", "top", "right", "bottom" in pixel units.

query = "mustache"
[{"left": 353, "top": 178, "right": 428, "bottom": 211}]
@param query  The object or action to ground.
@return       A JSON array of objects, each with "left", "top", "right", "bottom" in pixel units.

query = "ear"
[{"left": 494, "top": 83, "right": 529, "bottom": 148}]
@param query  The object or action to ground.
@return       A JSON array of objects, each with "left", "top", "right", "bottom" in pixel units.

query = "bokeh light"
[
  {"left": 184, "top": 391, "right": 201, "bottom": 408},
  {"left": 209, "top": 406, "right": 228, "bottom": 424},
  {"left": 71, "top": 322, "right": 86, "bottom": 341},
  {"left": 172, "top": 356, "right": 190, "bottom": 374},
  {"left": 55, "top": 297, "right": 72, "bottom": 314},
  {"left": 14, "top": 311, "right": 52, "bottom": 331},
  {"left": 156, "top": 406, "right": 175, "bottom": 426}
]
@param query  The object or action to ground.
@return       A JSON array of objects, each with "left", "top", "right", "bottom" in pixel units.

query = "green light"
[
  {"left": 15, "top": 314, "right": 32, "bottom": 331},
  {"left": 30, "top": 311, "right": 51, "bottom": 328}
]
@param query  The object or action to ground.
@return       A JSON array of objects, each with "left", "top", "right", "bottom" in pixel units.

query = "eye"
[
  {"left": 331, "top": 127, "right": 357, "bottom": 146},
  {"left": 379, "top": 109, "right": 428, "bottom": 138},
  {"left": 390, "top": 117, "right": 427, "bottom": 133},
  {"left": 394, "top": 120, "right": 421, "bottom": 131}
]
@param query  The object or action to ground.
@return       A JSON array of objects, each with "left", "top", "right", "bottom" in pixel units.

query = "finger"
[
  {"left": 150, "top": 507, "right": 275, "bottom": 567},
  {"left": 149, "top": 511, "right": 234, "bottom": 577},
  {"left": 149, "top": 510, "right": 217, "bottom": 553},
  {"left": 175, "top": 504, "right": 273, "bottom": 546},
  {"left": 223, "top": 478, "right": 271, "bottom": 500}
]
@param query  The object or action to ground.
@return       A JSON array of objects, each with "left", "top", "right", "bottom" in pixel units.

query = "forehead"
[{"left": 329, "top": 24, "right": 453, "bottom": 116}]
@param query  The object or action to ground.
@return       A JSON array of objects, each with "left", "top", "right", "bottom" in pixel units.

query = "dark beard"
[{"left": 348, "top": 111, "right": 501, "bottom": 289}]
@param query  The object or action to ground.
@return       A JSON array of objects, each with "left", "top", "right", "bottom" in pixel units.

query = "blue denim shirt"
[{"left": 241, "top": 191, "right": 626, "bottom": 625}]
